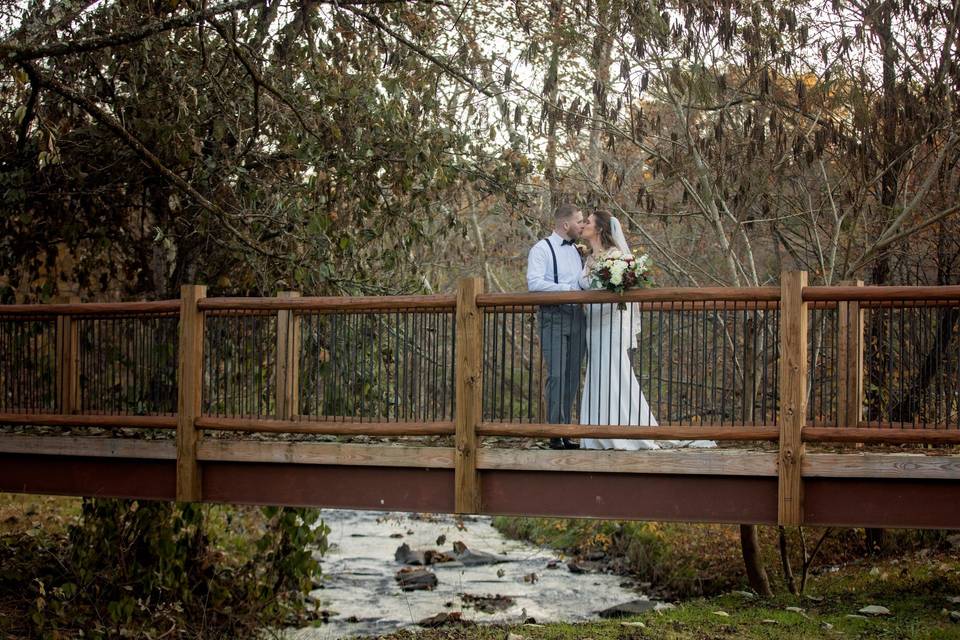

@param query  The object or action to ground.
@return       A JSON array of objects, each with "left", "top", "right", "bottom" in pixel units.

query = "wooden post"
[
  {"left": 176, "top": 284, "right": 206, "bottom": 502},
  {"left": 778, "top": 271, "right": 807, "bottom": 526},
  {"left": 837, "top": 280, "right": 864, "bottom": 429},
  {"left": 275, "top": 291, "right": 301, "bottom": 420},
  {"left": 454, "top": 277, "right": 484, "bottom": 514},
  {"left": 55, "top": 296, "right": 81, "bottom": 414}
]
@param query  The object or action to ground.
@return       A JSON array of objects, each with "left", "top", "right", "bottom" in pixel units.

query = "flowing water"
[{"left": 287, "top": 509, "right": 646, "bottom": 639}]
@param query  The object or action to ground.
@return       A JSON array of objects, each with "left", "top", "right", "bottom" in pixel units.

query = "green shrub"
[{"left": 2, "top": 499, "right": 328, "bottom": 638}]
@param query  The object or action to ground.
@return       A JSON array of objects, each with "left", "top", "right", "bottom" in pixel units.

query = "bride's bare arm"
[{"left": 578, "top": 258, "right": 594, "bottom": 290}]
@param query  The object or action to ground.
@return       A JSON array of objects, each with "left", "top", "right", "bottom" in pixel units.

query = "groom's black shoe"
[
  {"left": 562, "top": 438, "right": 581, "bottom": 450},
  {"left": 548, "top": 438, "right": 565, "bottom": 450}
]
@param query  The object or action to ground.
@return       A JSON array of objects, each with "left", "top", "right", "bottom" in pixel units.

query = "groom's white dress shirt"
[{"left": 527, "top": 232, "right": 583, "bottom": 292}]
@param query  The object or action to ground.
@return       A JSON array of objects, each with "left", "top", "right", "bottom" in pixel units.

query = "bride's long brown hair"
[{"left": 591, "top": 210, "right": 616, "bottom": 250}]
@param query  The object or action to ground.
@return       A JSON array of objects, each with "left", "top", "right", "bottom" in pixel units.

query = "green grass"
[{"left": 474, "top": 517, "right": 960, "bottom": 640}]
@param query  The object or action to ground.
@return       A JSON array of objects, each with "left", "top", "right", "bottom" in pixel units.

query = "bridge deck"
[{"left": 2, "top": 435, "right": 957, "bottom": 529}]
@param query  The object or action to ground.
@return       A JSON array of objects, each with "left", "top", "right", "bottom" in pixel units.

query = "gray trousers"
[{"left": 539, "top": 306, "right": 586, "bottom": 424}]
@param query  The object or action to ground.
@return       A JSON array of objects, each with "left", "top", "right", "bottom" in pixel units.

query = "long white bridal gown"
[{"left": 578, "top": 258, "right": 715, "bottom": 451}]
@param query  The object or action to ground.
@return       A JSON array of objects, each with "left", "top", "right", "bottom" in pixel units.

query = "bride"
[{"left": 577, "top": 210, "right": 715, "bottom": 451}]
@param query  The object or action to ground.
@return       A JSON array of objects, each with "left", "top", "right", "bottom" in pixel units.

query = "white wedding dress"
[
  {"left": 578, "top": 220, "right": 715, "bottom": 451},
  {"left": 578, "top": 278, "right": 660, "bottom": 450}
]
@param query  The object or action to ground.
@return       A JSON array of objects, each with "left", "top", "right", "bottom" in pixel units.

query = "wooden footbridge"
[{"left": 2, "top": 272, "right": 959, "bottom": 528}]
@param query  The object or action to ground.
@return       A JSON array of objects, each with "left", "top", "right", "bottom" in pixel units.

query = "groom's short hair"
[{"left": 554, "top": 203, "right": 580, "bottom": 221}]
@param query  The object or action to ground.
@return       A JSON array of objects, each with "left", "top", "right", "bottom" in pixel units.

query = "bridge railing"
[
  {"left": 1, "top": 272, "right": 959, "bottom": 521},
  {"left": 477, "top": 289, "right": 782, "bottom": 441},
  {"left": 0, "top": 300, "right": 181, "bottom": 430},
  {"left": 802, "top": 283, "right": 960, "bottom": 444}
]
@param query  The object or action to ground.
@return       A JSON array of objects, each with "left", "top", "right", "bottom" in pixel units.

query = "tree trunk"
[
  {"left": 778, "top": 526, "right": 797, "bottom": 594},
  {"left": 740, "top": 524, "right": 772, "bottom": 596},
  {"left": 543, "top": 0, "right": 563, "bottom": 214},
  {"left": 865, "top": 527, "right": 886, "bottom": 555},
  {"left": 587, "top": 0, "right": 615, "bottom": 185}
]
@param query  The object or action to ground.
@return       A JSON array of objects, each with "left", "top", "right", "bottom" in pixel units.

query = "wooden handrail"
[
  {"left": 0, "top": 300, "right": 180, "bottom": 315},
  {"left": 478, "top": 423, "right": 779, "bottom": 441},
  {"left": 803, "top": 427, "right": 960, "bottom": 444},
  {"left": 2, "top": 286, "right": 956, "bottom": 317},
  {"left": 195, "top": 417, "right": 454, "bottom": 435},
  {"left": 0, "top": 413, "right": 177, "bottom": 428},
  {"left": 6, "top": 414, "right": 958, "bottom": 445},
  {"left": 477, "top": 287, "right": 781, "bottom": 307},
  {"left": 803, "top": 285, "right": 960, "bottom": 301},
  {"left": 198, "top": 294, "right": 456, "bottom": 311}
]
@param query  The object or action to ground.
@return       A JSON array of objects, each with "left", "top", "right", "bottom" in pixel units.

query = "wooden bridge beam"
[
  {"left": 778, "top": 271, "right": 808, "bottom": 525},
  {"left": 276, "top": 291, "right": 301, "bottom": 420},
  {"left": 176, "top": 284, "right": 206, "bottom": 502},
  {"left": 837, "top": 280, "right": 865, "bottom": 429},
  {"left": 54, "top": 296, "right": 81, "bottom": 414},
  {"left": 454, "top": 277, "right": 484, "bottom": 513}
]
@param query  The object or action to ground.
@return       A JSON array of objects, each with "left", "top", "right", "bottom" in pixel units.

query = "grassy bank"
[
  {"left": 377, "top": 547, "right": 960, "bottom": 639},
  {"left": 493, "top": 516, "right": 956, "bottom": 599}
]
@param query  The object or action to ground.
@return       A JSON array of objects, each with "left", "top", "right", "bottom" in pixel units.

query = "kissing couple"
[{"left": 526, "top": 203, "right": 715, "bottom": 452}]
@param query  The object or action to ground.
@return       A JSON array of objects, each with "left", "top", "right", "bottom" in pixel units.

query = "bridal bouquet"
[{"left": 590, "top": 250, "right": 653, "bottom": 308}]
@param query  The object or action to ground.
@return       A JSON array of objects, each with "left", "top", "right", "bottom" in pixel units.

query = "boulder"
[
  {"left": 858, "top": 605, "right": 891, "bottom": 617},
  {"left": 395, "top": 567, "right": 438, "bottom": 591},
  {"left": 598, "top": 600, "right": 658, "bottom": 618},
  {"left": 417, "top": 611, "right": 462, "bottom": 627},
  {"left": 394, "top": 543, "right": 456, "bottom": 566},
  {"left": 451, "top": 541, "right": 511, "bottom": 566},
  {"left": 462, "top": 593, "right": 515, "bottom": 614}
]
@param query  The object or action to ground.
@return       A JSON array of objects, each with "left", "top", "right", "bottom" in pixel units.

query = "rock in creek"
[
  {"left": 461, "top": 593, "right": 514, "bottom": 614},
  {"left": 567, "top": 559, "right": 605, "bottom": 573},
  {"left": 452, "top": 540, "right": 511, "bottom": 566},
  {"left": 417, "top": 611, "right": 464, "bottom": 628},
  {"left": 395, "top": 567, "right": 438, "bottom": 591},
  {"left": 394, "top": 541, "right": 511, "bottom": 567},
  {"left": 395, "top": 543, "right": 455, "bottom": 566},
  {"left": 597, "top": 599, "right": 659, "bottom": 618}
]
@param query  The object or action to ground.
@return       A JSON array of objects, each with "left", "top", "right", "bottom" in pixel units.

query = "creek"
[{"left": 288, "top": 509, "right": 647, "bottom": 639}]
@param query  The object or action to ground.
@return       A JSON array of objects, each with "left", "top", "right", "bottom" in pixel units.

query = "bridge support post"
[
  {"left": 276, "top": 291, "right": 302, "bottom": 420},
  {"left": 177, "top": 284, "right": 206, "bottom": 502},
  {"left": 454, "top": 277, "right": 484, "bottom": 514},
  {"left": 837, "top": 280, "right": 864, "bottom": 430},
  {"left": 778, "top": 271, "right": 807, "bottom": 526},
  {"left": 55, "top": 296, "right": 81, "bottom": 414}
]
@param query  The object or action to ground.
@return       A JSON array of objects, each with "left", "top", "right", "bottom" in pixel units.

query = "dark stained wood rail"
[{"left": 1, "top": 272, "right": 959, "bottom": 529}]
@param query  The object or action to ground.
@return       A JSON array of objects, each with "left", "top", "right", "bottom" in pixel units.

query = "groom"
[{"left": 526, "top": 203, "right": 587, "bottom": 450}]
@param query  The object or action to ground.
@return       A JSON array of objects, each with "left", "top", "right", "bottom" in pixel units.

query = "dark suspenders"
[{"left": 543, "top": 238, "right": 559, "bottom": 284}]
